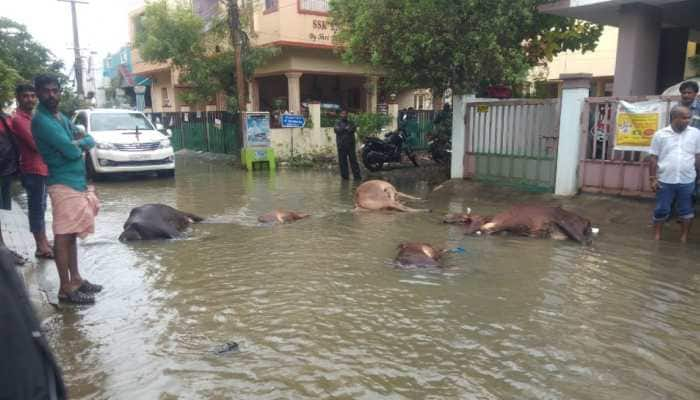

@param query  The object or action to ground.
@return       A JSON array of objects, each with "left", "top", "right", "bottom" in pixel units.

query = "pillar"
[
  {"left": 365, "top": 75, "right": 379, "bottom": 113},
  {"left": 388, "top": 102, "right": 399, "bottom": 131},
  {"left": 309, "top": 101, "right": 321, "bottom": 136},
  {"left": 248, "top": 79, "right": 260, "bottom": 111},
  {"left": 656, "top": 28, "right": 689, "bottom": 93},
  {"left": 450, "top": 94, "right": 474, "bottom": 179},
  {"left": 612, "top": 3, "right": 661, "bottom": 96},
  {"left": 555, "top": 73, "right": 592, "bottom": 196},
  {"left": 285, "top": 72, "right": 302, "bottom": 113}
]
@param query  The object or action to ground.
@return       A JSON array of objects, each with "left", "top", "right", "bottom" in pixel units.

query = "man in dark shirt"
[{"left": 333, "top": 110, "right": 362, "bottom": 180}]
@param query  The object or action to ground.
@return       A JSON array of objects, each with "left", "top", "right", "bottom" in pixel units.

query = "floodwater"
[{"left": 42, "top": 153, "right": 700, "bottom": 399}]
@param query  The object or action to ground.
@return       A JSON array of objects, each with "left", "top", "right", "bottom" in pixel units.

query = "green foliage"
[
  {"left": 329, "top": 0, "right": 602, "bottom": 94},
  {"left": 0, "top": 17, "right": 63, "bottom": 106},
  {"left": 321, "top": 112, "right": 340, "bottom": 128},
  {"left": 134, "top": 0, "right": 278, "bottom": 111},
  {"left": 59, "top": 87, "right": 90, "bottom": 118},
  {"left": 349, "top": 112, "right": 392, "bottom": 142}
]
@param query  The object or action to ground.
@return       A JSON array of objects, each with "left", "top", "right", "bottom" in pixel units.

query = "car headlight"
[
  {"left": 160, "top": 139, "right": 172, "bottom": 148},
  {"left": 96, "top": 142, "right": 116, "bottom": 150}
]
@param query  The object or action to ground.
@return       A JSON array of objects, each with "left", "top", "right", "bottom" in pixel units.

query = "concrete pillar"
[
  {"left": 555, "top": 73, "right": 592, "bottom": 197},
  {"left": 309, "top": 101, "right": 321, "bottom": 136},
  {"left": 388, "top": 102, "right": 399, "bottom": 131},
  {"left": 450, "top": 94, "right": 474, "bottom": 179},
  {"left": 248, "top": 79, "right": 260, "bottom": 111},
  {"left": 285, "top": 72, "right": 303, "bottom": 113},
  {"left": 612, "top": 3, "right": 661, "bottom": 96},
  {"left": 365, "top": 75, "right": 379, "bottom": 113},
  {"left": 656, "top": 28, "right": 689, "bottom": 93}
]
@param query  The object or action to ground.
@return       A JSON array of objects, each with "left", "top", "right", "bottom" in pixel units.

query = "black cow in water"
[{"left": 119, "top": 204, "right": 203, "bottom": 241}]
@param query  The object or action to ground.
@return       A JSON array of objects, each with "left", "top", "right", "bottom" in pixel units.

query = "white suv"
[{"left": 72, "top": 109, "right": 175, "bottom": 178}]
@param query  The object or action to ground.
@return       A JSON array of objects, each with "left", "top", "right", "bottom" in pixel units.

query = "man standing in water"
[
  {"left": 334, "top": 110, "right": 362, "bottom": 181},
  {"left": 648, "top": 105, "right": 700, "bottom": 243},
  {"left": 31, "top": 74, "right": 102, "bottom": 304}
]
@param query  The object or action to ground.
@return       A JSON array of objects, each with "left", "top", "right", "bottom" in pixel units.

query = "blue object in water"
[{"left": 447, "top": 247, "right": 465, "bottom": 254}]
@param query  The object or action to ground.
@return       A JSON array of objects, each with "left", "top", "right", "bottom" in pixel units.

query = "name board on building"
[
  {"left": 244, "top": 112, "right": 271, "bottom": 147},
  {"left": 281, "top": 114, "right": 306, "bottom": 128},
  {"left": 309, "top": 18, "right": 337, "bottom": 43}
]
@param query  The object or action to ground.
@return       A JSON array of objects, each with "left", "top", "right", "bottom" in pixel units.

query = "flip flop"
[
  {"left": 35, "top": 251, "right": 54, "bottom": 259},
  {"left": 58, "top": 290, "right": 95, "bottom": 305},
  {"left": 78, "top": 280, "right": 103, "bottom": 294}
]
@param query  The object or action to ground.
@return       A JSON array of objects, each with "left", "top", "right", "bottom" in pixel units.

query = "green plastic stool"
[{"left": 241, "top": 147, "right": 276, "bottom": 171}]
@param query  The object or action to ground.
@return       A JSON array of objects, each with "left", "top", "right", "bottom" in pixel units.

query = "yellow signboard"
[
  {"left": 614, "top": 100, "right": 665, "bottom": 151},
  {"left": 477, "top": 105, "right": 489, "bottom": 113}
]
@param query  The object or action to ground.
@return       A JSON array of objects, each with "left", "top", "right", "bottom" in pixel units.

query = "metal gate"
[
  {"left": 464, "top": 99, "right": 560, "bottom": 192},
  {"left": 579, "top": 96, "right": 677, "bottom": 198}
]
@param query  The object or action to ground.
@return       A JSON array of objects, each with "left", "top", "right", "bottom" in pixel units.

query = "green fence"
[
  {"left": 398, "top": 110, "right": 435, "bottom": 150},
  {"left": 147, "top": 111, "right": 241, "bottom": 154}
]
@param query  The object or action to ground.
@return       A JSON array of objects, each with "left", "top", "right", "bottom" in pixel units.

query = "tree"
[
  {"left": 134, "top": 0, "right": 277, "bottom": 111},
  {"left": 329, "top": 0, "right": 603, "bottom": 95},
  {"left": 0, "top": 17, "right": 64, "bottom": 106}
]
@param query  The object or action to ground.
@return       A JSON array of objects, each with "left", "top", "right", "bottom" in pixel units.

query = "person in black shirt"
[{"left": 334, "top": 110, "right": 362, "bottom": 180}]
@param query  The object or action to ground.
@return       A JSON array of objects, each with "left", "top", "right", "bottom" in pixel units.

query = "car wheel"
[
  {"left": 85, "top": 155, "right": 100, "bottom": 180},
  {"left": 157, "top": 169, "right": 175, "bottom": 178}
]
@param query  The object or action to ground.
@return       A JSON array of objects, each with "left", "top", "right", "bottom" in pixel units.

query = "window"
[
  {"left": 265, "top": 0, "right": 278, "bottom": 11},
  {"left": 161, "top": 87, "right": 170, "bottom": 107},
  {"left": 300, "top": 0, "right": 329, "bottom": 13},
  {"left": 90, "top": 113, "right": 155, "bottom": 132}
]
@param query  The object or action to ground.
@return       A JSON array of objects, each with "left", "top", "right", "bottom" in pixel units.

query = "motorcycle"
[
  {"left": 361, "top": 125, "right": 419, "bottom": 172},
  {"left": 427, "top": 132, "right": 451, "bottom": 165}
]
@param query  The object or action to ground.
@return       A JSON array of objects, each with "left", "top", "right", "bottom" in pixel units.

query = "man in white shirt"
[{"left": 649, "top": 105, "right": 700, "bottom": 243}]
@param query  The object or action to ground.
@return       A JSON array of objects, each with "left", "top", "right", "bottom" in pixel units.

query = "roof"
[{"left": 539, "top": 0, "right": 700, "bottom": 36}]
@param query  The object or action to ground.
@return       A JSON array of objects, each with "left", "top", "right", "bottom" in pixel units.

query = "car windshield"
[{"left": 90, "top": 113, "right": 155, "bottom": 131}]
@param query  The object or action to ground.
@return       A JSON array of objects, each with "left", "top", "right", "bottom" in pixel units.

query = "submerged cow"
[
  {"left": 258, "top": 210, "right": 310, "bottom": 224},
  {"left": 119, "top": 204, "right": 203, "bottom": 241},
  {"left": 395, "top": 242, "right": 444, "bottom": 268},
  {"left": 445, "top": 205, "right": 593, "bottom": 243},
  {"left": 354, "top": 180, "right": 427, "bottom": 212}
]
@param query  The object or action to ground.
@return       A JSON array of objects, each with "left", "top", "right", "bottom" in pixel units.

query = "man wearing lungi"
[{"left": 32, "top": 74, "right": 101, "bottom": 304}]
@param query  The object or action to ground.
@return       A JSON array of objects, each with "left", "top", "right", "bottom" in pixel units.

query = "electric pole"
[
  {"left": 58, "top": 0, "right": 89, "bottom": 98},
  {"left": 226, "top": 0, "right": 247, "bottom": 143}
]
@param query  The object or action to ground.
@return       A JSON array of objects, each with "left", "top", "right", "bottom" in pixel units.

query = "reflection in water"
[{"left": 45, "top": 154, "right": 700, "bottom": 399}]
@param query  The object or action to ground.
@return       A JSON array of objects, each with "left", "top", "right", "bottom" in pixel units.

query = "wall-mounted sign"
[{"left": 614, "top": 100, "right": 665, "bottom": 151}]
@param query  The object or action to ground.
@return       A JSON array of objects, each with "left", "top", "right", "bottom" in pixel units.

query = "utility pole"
[
  {"left": 226, "top": 0, "right": 246, "bottom": 111},
  {"left": 58, "top": 0, "right": 89, "bottom": 98}
]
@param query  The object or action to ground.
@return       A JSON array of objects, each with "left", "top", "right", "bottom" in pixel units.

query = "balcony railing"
[{"left": 300, "top": 0, "right": 329, "bottom": 13}]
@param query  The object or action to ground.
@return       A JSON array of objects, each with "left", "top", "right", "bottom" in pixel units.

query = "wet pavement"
[{"left": 5, "top": 152, "right": 700, "bottom": 399}]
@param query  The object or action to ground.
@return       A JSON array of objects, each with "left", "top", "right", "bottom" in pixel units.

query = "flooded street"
[{"left": 43, "top": 153, "right": 700, "bottom": 399}]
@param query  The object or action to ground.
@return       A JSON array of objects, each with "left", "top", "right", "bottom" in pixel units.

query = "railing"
[
  {"left": 299, "top": 0, "right": 329, "bottom": 13},
  {"left": 579, "top": 95, "right": 679, "bottom": 197},
  {"left": 145, "top": 111, "right": 241, "bottom": 154}
]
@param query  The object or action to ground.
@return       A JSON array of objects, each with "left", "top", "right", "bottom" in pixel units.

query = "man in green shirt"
[{"left": 32, "top": 74, "right": 101, "bottom": 305}]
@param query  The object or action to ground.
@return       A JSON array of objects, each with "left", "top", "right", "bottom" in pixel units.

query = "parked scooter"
[
  {"left": 428, "top": 132, "right": 451, "bottom": 165},
  {"left": 360, "top": 124, "right": 419, "bottom": 171}
]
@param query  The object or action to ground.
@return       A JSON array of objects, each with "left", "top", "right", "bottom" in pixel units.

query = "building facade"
[{"left": 129, "top": 0, "right": 384, "bottom": 114}]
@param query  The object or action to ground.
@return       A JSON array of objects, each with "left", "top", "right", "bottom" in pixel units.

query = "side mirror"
[
  {"left": 75, "top": 124, "right": 87, "bottom": 135},
  {"left": 155, "top": 123, "right": 164, "bottom": 130},
  {"left": 165, "top": 129, "right": 172, "bottom": 137}
]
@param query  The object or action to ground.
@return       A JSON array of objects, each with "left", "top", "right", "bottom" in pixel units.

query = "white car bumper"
[{"left": 89, "top": 147, "right": 175, "bottom": 174}]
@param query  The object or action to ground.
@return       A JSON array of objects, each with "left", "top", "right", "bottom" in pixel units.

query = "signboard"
[
  {"left": 244, "top": 112, "right": 271, "bottom": 147},
  {"left": 614, "top": 100, "right": 666, "bottom": 151},
  {"left": 281, "top": 114, "right": 305, "bottom": 128}
]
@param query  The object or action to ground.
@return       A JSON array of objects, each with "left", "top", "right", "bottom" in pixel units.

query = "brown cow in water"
[
  {"left": 445, "top": 205, "right": 593, "bottom": 243},
  {"left": 354, "top": 180, "right": 428, "bottom": 212},
  {"left": 395, "top": 242, "right": 444, "bottom": 268},
  {"left": 258, "top": 210, "right": 310, "bottom": 224}
]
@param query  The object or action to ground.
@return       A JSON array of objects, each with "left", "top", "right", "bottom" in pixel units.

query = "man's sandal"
[
  {"left": 78, "top": 280, "right": 103, "bottom": 294},
  {"left": 58, "top": 290, "right": 95, "bottom": 305}
]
